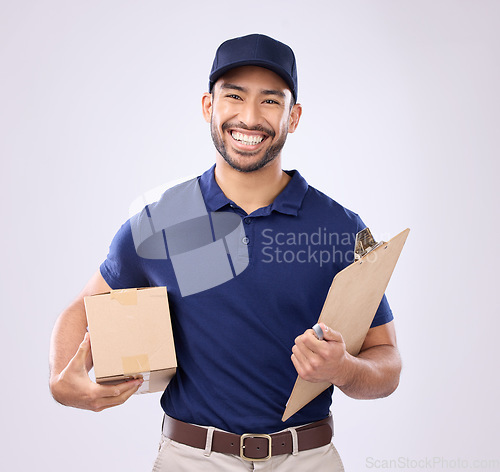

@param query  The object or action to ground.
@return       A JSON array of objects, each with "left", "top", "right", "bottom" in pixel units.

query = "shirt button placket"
[
  {"left": 243, "top": 217, "right": 252, "bottom": 245},
  {"left": 242, "top": 217, "right": 253, "bottom": 250}
]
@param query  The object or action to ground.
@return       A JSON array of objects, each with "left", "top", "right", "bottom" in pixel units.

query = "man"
[{"left": 49, "top": 34, "right": 401, "bottom": 471}]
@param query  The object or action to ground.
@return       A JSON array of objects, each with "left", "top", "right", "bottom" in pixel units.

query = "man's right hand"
[{"left": 50, "top": 332, "right": 143, "bottom": 412}]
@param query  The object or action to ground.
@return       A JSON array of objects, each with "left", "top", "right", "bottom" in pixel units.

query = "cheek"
[
  {"left": 212, "top": 108, "right": 234, "bottom": 132},
  {"left": 210, "top": 111, "right": 224, "bottom": 133},
  {"left": 276, "top": 116, "right": 290, "bottom": 135},
  {"left": 214, "top": 101, "right": 236, "bottom": 119}
]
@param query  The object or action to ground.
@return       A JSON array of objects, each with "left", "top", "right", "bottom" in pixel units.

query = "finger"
[
  {"left": 94, "top": 378, "right": 144, "bottom": 399},
  {"left": 294, "top": 329, "right": 324, "bottom": 359},
  {"left": 290, "top": 352, "right": 301, "bottom": 373},
  {"left": 291, "top": 349, "right": 311, "bottom": 375},
  {"left": 299, "top": 329, "right": 326, "bottom": 353},
  {"left": 100, "top": 383, "right": 142, "bottom": 410},
  {"left": 295, "top": 329, "right": 319, "bottom": 347},
  {"left": 319, "top": 323, "right": 344, "bottom": 343},
  {"left": 292, "top": 338, "right": 325, "bottom": 376},
  {"left": 291, "top": 343, "right": 311, "bottom": 366},
  {"left": 91, "top": 379, "right": 143, "bottom": 411},
  {"left": 291, "top": 348, "right": 322, "bottom": 382}
]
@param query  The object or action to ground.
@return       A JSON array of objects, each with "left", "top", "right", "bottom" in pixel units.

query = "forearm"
[
  {"left": 336, "top": 344, "right": 402, "bottom": 400},
  {"left": 49, "top": 298, "right": 89, "bottom": 385},
  {"left": 50, "top": 270, "right": 110, "bottom": 381}
]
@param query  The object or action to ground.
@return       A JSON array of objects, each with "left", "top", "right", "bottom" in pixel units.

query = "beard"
[{"left": 210, "top": 119, "right": 288, "bottom": 173}]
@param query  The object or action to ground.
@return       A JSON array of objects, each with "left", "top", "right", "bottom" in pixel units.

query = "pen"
[{"left": 312, "top": 323, "right": 324, "bottom": 341}]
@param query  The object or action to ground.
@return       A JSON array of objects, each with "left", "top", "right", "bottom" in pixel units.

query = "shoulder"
[
  {"left": 133, "top": 175, "right": 201, "bottom": 217},
  {"left": 302, "top": 184, "right": 364, "bottom": 231}
]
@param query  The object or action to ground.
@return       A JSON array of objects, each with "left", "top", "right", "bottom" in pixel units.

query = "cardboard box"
[{"left": 84, "top": 286, "right": 177, "bottom": 394}]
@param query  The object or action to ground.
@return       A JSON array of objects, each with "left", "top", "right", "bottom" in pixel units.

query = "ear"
[
  {"left": 202, "top": 92, "right": 213, "bottom": 123},
  {"left": 288, "top": 103, "right": 303, "bottom": 133}
]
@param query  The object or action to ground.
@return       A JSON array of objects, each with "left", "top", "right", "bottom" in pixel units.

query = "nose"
[{"left": 238, "top": 100, "right": 262, "bottom": 128}]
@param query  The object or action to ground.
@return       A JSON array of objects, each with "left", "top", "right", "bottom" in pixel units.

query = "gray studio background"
[{"left": 1, "top": 1, "right": 498, "bottom": 470}]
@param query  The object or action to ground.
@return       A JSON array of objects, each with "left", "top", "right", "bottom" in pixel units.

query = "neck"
[{"left": 214, "top": 155, "right": 291, "bottom": 215}]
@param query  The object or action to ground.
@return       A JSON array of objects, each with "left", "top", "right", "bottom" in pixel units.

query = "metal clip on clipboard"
[{"left": 354, "top": 227, "right": 385, "bottom": 261}]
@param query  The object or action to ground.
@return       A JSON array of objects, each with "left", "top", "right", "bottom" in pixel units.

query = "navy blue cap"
[{"left": 209, "top": 34, "right": 298, "bottom": 101}]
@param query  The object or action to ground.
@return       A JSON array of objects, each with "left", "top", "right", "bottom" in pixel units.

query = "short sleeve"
[
  {"left": 100, "top": 219, "right": 150, "bottom": 289},
  {"left": 370, "top": 294, "right": 393, "bottom": 327}
]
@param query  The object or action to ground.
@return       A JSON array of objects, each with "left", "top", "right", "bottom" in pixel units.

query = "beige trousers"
[{"left": 152, "top": 434, "right": 345, "bottom": 471}]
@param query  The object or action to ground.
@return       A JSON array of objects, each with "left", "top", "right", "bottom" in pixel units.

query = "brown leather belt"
[{"left": 162, "top": 415, "right": 333, "bottom": 462}]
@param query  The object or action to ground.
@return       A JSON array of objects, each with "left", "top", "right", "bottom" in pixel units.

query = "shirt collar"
[{"left": 199, "top": 164, "right": 309, "bottom": 217}]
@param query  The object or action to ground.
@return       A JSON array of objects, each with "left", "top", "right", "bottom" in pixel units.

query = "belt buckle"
[{"left": 240, "top": 433, "right": 272, "bottom": 461}]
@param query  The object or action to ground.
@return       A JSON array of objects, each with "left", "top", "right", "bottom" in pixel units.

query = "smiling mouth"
[{"left": 230, "top": 130, "right": 267, "bottom": 146}]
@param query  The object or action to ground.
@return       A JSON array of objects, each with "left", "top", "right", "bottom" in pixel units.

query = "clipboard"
[{"left": 282, "top": 228, "right": 410, "bottom": 422}]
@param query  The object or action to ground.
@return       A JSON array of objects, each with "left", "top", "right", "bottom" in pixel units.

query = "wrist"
[{"left": 332, "top": 352, "right": 357, "bottom": 388}]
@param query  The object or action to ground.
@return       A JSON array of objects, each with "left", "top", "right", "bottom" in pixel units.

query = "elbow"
[
  {"left": 383, "top": 374, "right": 400, "bottom": 398},
  {"left": 48, "top": 372, "right": 68, "bottom": 407},
  {"left": 49, "top": 374, "right": 62, "bottom": 404},
  {"left": 370, "top": 351, "right": 402, "bottom": 399},
  {"left": 383, "top": 357, "right": 402, "bottom": 397}
]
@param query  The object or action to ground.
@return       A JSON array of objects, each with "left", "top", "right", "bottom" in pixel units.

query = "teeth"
[{"left": 231, "top": 131, "right": 264, "bottom": 145}]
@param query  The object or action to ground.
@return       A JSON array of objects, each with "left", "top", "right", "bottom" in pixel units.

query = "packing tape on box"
[
  {"left": 135, "top": 372, "right": 150, "bottom": 395},
  {"left": 111, "top": 288, "right": 138, "bottom": 305},
  {"left": 122, "top": 354, "right": 151, "bottom": 376}
]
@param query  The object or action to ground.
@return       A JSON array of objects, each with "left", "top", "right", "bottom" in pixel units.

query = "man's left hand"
[{"left": 291, "top": 323, "right": 352, "bottom": 386}]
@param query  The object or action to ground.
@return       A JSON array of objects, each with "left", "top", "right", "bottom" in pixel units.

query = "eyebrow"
[
  {"left": 261, "top": 89, "right": 286, "bottom": 99},
  {"left": 220, "top": 83, "right": 286, "bottom": 99},
  {"left": 220, "top": 83, "right": 247, "bottom": 93}
]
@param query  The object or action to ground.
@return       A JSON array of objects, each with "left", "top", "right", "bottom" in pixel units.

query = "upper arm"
[
  {"left": 64, "top": 269, "right": 113, "bottom": 323},
  {"left": 360, "top": 320, "right": 398, "bottom": 352},
  {"left": 79, "top": 269, "right": 113, "bottom": 299},
  {"left": 99, "top": 218, "right": 149, "bottom": 289}
]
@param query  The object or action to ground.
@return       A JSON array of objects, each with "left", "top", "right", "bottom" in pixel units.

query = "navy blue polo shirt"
[{"left": 100, "top": 165, "right": 393, "bottom": 434}]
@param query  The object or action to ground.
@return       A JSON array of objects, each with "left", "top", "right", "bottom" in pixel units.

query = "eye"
[
  {"left": 264, "top": 99, "right": 279, "bottom": 105},
  {"left": 226, "top": 94, "right": 242, "bottom": 100}
]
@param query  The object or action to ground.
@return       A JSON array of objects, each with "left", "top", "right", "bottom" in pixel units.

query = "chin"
[{"left": 223, "top": 153, "right": 277, "bottom": 174}]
